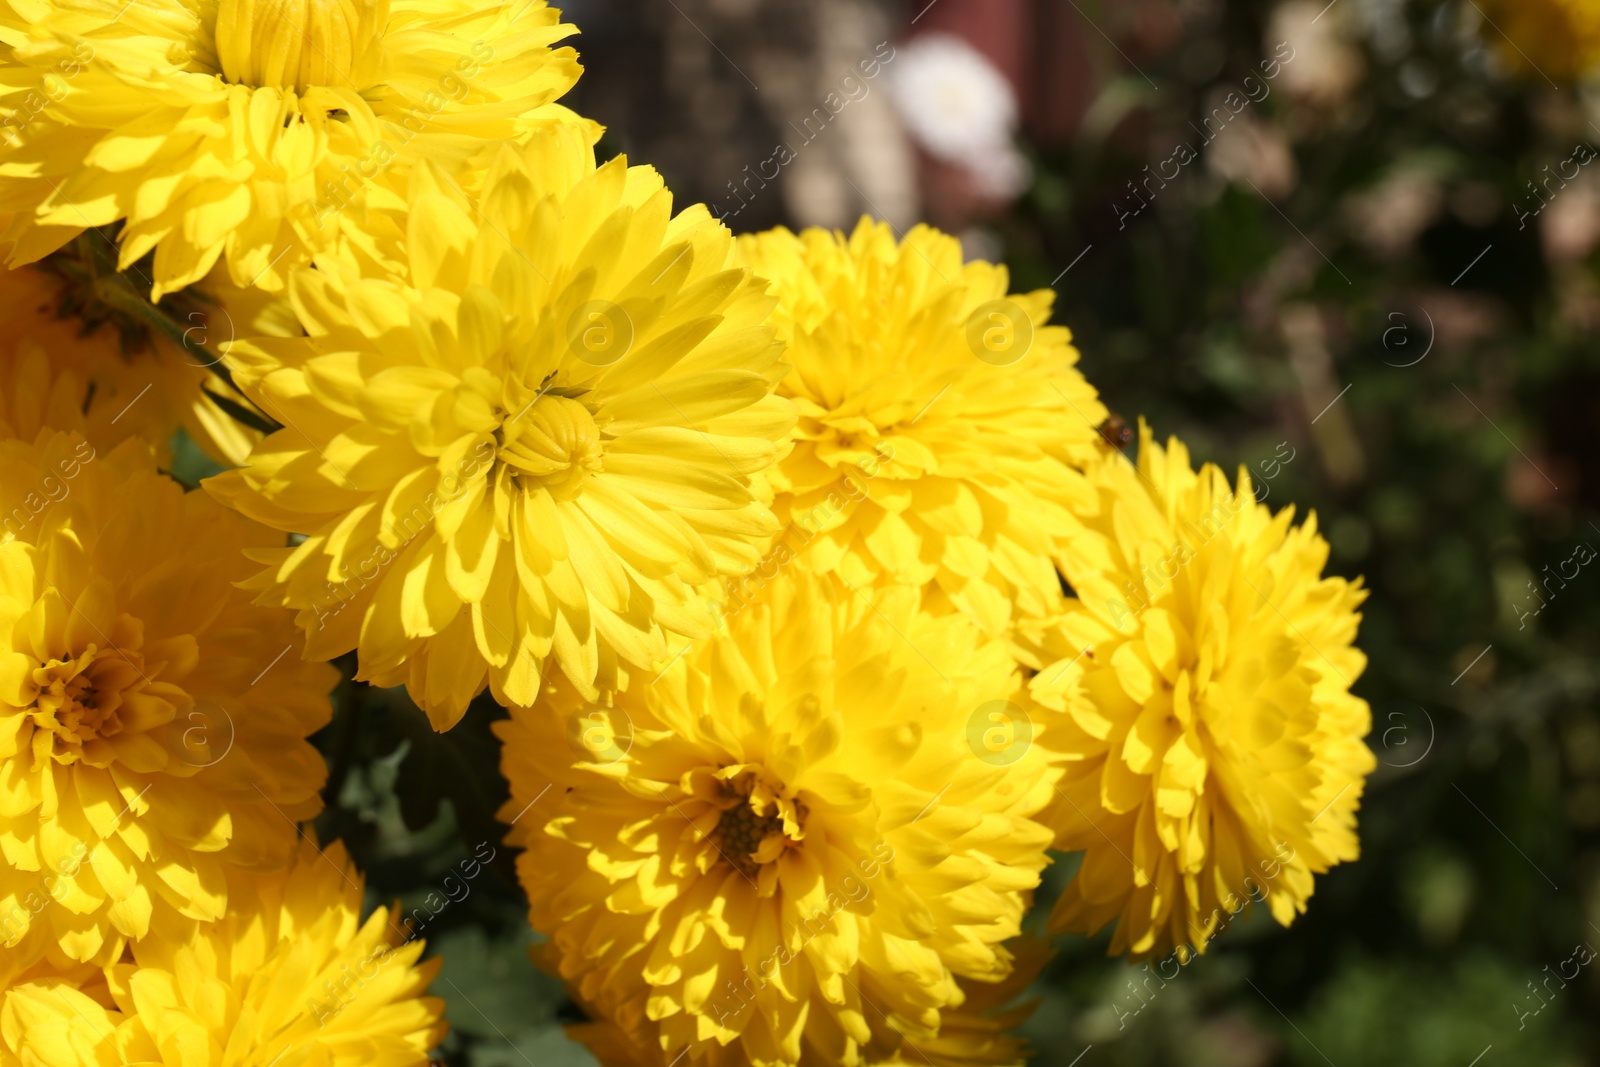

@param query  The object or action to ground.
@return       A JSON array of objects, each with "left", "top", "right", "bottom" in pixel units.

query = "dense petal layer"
[
  {"left": 0, "top": 837, "right": 446, "bottom": 1066},
  {"left": 733, "top": 221, "right": 1108, "bottom": 638},
  {"left": 498, "top": 572, "right": 1058, "bottom": 1067},
  {"left": 1019, "top": 422, "right": 1374, "bottom": 960},
  {"left": 207, "top": 125, "right": 795, "bottom": 727},
  {"left": 0, "top": 430, "right": 335, "bottom": 977},
  {"left": 0, "top": 0, "right": 595, "bottom": 298}
]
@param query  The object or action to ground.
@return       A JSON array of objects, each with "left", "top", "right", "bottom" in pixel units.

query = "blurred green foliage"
[{"left": 999, "top": 0, "right": 1600, "bottom": 1063}]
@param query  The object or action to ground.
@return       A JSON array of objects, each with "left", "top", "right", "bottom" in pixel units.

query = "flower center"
[
  {"left": 30, "top": 647, "right": 141, "bottom": 763},
  {"left": 711, "top": 773, "right": 806, "bottom": 876},
  {"left": 497, "top": 396, "right": 605, "bottom": 501},
  {"left": 214, "top": 0, "right": 383, "bottom": 93},
  {"left": 715, "top": 802, "right": 782, "bottom": 870}
]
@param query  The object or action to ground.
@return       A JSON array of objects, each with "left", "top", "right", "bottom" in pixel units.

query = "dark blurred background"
[{"left": 288, "top": 2, "right": 1600, "bottom": 1063}]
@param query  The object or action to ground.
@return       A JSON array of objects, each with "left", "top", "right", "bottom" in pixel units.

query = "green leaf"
[{"left": 429, "top": 926, "right": 570, "bottom": 1043}]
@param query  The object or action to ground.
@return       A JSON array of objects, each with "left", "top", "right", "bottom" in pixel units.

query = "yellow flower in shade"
[
  {"left": 206, "top": 125, "right": 795, "bottom": 729},
  {"left": 733, "top": 220, "right": 1107, "bottom": 639},
  {"left": 0, "top": 955, "right": 96, "bottom": 1012},
  {"left": 1476, "top": 0, "right": 1600, "bottom": 82},
  {"left": 0, "top": 430, "right": 336, "bottom": 973},
  {"left": 1018, "top": 423, "right": 1373, "bottom": 960},
  {"left": 0, "top": 0, "right": 593, "bottom": 299},
  {"left": 847, "top": 940, "right": 1047, "bottom": 1067},
  {"left": 571, "top": 942, "right": 1044, "bottom": 1067},
  {"left": 0, "top": 262, "right": 259, "bottom": 465},
  {"left": 0, "top": 838, "right": 447, "bottom": 1067},
  {"left": 496, "top": 572, "right": 1057, "bottom": 1067}
]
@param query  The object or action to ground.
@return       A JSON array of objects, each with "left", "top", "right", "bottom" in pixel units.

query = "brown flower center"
[
  {"left": 31, "top": 647, "right": 141, "bottom": 761},
  {"left": 710, "top": 773, "right": 806, "bottom": 876},
  {"left": 714, "top": 802, "right": 782, "bottom": 874}
]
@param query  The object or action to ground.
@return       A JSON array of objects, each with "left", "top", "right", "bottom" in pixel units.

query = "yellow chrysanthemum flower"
[
  {"left": 1477, "top": 0, "right": 1600, "bottom": 82},
  {"left": 496, "top": 572, "right": 1057, "bottom": 1067},
  {"left": 0, "top": 0, "right": 593, "bottom": 299},
  {"left": 1019, "top": 424, "right": 1373, "bottom": 960},
  {"left": 572, "top": 948, "right": 1043, "bottom": 1067},
  {"left": 733, "top": 220, "right": 1107, "bottom": 638},
  {"left": 0, "top": 430, "right": 336, "bottom": 975},
  {"left": 205, "top": 125, "right": 795, "bottom": 729},
  {"left": 0, "top": 837, "right": 446, "bottom": 1067},
  {"left": 0, "top": 262, "right": 258, "bottom": 464},
  {"left": 857, "top": 941, "right": 1046, "bottom": 1067}
]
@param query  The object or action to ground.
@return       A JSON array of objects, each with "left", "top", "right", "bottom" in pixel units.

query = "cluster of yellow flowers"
[{"left": 0, "top": 2, "right": 1375, "bottom": 1065}]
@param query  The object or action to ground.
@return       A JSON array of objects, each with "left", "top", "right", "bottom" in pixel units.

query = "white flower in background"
[
  {"left": 1206, "top": 110, "right": 1299, "bottom": 200},
  {"left": 1343, "top": 165, "right": 1445, "bottom": 261},
  {"left": 1269, "top": 0, "right": 1364, "bottom": 106},
  {"left": 890, "top": 32, "right": 1031, "bottom": 197},
  {"left": 890, "top": 33, "right": 1017, "bottom": 157},
  {"left": 1542, "top": 173, "right": 1600, "bottom": 264}
]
